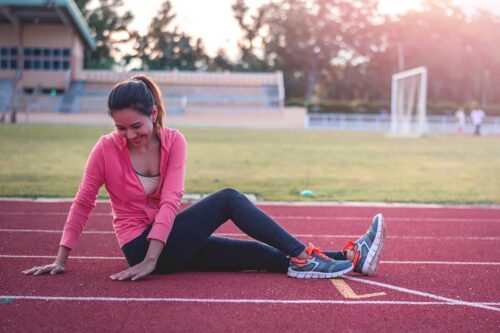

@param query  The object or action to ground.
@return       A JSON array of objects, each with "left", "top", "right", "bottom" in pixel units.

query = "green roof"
[{"left": 0, "top": 0, "right": 95, "bottom": 50}]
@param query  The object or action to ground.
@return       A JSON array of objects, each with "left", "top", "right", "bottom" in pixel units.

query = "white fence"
[{"left": 304, "top": 113, "right": 500, "bottom": 134}]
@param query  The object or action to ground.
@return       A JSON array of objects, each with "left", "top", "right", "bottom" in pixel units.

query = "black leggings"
[{"left": 122, "top": 188, "right": 347, "bottom": 273}]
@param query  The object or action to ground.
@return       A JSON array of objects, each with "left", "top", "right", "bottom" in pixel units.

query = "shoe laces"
[
  {"left": 342, "top": 240, "right": 355, "bottom": 252},
  {"left": 306, "top": 243, "right": 333, "bottom": 262}
]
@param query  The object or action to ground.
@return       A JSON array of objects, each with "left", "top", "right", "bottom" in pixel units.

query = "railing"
[
  {"left": 305, "top": 113, "right": 500, "bottom": 134},
  {"left": 80, "top": 70, "right": 283, "bottom": 86}
]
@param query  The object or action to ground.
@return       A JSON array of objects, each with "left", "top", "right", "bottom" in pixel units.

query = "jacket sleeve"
[
  {"left": 147, "top": 132, "right": 187, "bottom": 243},
  {"left": 60, "top": 138, "right": 106, "bottom": 249}
]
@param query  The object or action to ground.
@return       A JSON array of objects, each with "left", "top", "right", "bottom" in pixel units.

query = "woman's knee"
[{"left": 221, "top": 187, "right": 240, "bottom": 197}]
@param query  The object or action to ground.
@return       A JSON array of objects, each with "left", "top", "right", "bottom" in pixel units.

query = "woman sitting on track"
[{"left": 23, "top": 75, "right": 386, "bottom": 281}]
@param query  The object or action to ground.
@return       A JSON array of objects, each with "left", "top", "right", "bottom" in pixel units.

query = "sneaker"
[
  {"left": 343, "top": 213, "right": 386, "bottom": 276},
  {"left": 288, "top": 243, "right": 353, "bottom": 279}
]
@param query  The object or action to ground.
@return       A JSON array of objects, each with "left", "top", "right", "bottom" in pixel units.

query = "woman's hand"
[
  {"left": 110, "top": 260, "right": 156, "bottom": 281},
  {"left": 22, "top": 262, "right": 66, "bottom": 276}
]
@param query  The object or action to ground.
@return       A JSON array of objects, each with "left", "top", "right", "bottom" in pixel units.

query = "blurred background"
[
  {"left": 0, "top": 0, "right": 499, "bottom": 203},
  {"left": 1, "top": 0, "right": 500, "bottom": 127}
]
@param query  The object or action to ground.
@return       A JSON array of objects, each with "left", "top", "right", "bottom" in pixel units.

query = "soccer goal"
[{"left": 390, "top": 66, "right": 428, "bottom": 136}]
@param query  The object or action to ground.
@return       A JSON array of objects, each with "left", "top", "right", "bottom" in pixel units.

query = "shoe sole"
[
  {"left": 361, "top": 214, "right": 386, "bottom": 276},
  {"left": 287, "top": 265, "right": 353, "bottom": 279}
]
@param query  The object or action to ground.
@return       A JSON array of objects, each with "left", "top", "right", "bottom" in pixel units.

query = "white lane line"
[
  {"left": 381, "top": 261, "right": 500, "bottom": 265},
  {"left": 0, "top": 295, "right": 498, "bottom": 306},
  {"left": 1, "top": 255, "right": 123, "bottom": 260},
  {"left": 276, "top": 216, "right": 500, "bottom": 223},
  {"left": 1, "top": 229, "right": 498, "bottom": 241},
  {"left": 0, "top": 229, "right": 113, "bottom": 234},
  {"left": 2, "top": 255, "right": 500, "bottom": 266},
  {"left": 218, "top": 233, "right": 500, "bottom": 241},
  {"left": 3, "top": 197, "right": 500, "bottom": 209},
  {"left": 344, "top": 276, "right": 500, "bottom": 312},
  {"left": 1, "top": 211, "right": 499, "bottom": 223}
]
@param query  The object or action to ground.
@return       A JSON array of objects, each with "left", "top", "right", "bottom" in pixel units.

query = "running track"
[{"left": 1, "top": 200, "right": 499, "bottom": 332}]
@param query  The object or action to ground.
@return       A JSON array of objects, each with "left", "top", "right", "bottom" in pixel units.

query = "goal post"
[{"left": 390, "top": 66, "right": 428, "bottom": 136}]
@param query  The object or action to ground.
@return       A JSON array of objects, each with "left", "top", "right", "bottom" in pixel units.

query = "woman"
[{"left": 23, "top": 75, "right": 386, "bottom": 281}]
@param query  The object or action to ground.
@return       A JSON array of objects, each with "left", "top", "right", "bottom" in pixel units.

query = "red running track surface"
[{"left": 0, "top": 200, "right": 499, "bottom": 332}]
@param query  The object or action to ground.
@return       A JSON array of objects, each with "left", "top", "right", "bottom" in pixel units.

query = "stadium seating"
[{"left": 67, "top": 71, "right": 284, "bottom": 115}]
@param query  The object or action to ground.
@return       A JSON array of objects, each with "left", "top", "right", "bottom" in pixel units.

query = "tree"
[
  {"left": 208, "top": 49, "right": 234, "bottom": 72},
  {"left": 75, "top": 0, "right": 135, "bottom": 69},
  {"left": 232, "top": 0, "right": 268, "bottom": 71},
  {"left": 466, "top": 10, "right": 500, "bottom": 106},
  {"left": 234, "top": 0, "right": 381, "bottom": 101},
  {"left": 135, "top": 1, "right": 208, "bottom": 71}
]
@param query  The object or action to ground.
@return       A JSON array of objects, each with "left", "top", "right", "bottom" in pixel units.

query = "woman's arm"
[
  {"left": 110, "top": 240, "right": 164, "bottom": 281},
  {"left": 23, "top": 245, "right": 71, "bottom": 275},
  {"left": 147, "top": 132, "right": 187, "bottom": 243},
  {"left": 23, "top": 138, "right": 106, "bottom": 276}
]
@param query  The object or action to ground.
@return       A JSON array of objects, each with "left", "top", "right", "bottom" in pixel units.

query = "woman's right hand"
[{"left": 22, "top": 262, "right": 65, "bottom": 276}]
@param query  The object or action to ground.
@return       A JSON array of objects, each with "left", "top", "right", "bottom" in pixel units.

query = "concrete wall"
[
  {"left": 23, "top": 24, "right": 72, "bottom": 47},
  {"left": 0, "top": 24, "right": 17, "bottom": 80},
  {"left": 0, "top": 23, "right": 17, "bottom": 44},
  {"left": 71, "top": 31, "right": 84, "bottom": 81}
]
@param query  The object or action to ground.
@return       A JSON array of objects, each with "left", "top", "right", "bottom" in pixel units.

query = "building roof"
[{"left": 0, "top": 0, "right": 95, "bottom": 50}]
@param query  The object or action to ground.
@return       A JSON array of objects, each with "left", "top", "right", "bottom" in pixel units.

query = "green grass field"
[{"left": 1, "top": 124, "right": 499, "bottom": 204}]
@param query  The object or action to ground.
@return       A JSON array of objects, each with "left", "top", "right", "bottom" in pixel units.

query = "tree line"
[{"left": 75, "top": 0, "right": 500, "bottom": 113}]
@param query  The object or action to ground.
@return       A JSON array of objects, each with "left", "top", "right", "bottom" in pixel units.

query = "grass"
[{"left": 1, "top": 124, "right": 499, "bottom": 204}]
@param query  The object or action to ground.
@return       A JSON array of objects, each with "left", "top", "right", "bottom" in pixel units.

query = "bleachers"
[
  {"left": 72, "top": 70, "right": 284, "bottom": 114},
  {"left": 11, "top": 93, "right": 62, "bottom": 114},
  {"left": 0, "top": 78, "right": 16, "bottom": 113}
]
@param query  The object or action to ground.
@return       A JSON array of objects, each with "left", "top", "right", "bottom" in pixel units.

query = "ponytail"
[
  {"left": 108, "top": 74, "right": 166, "bottom": 132},
  {"left": 131, "top": 75, "right": 166, "bottom": 132}
]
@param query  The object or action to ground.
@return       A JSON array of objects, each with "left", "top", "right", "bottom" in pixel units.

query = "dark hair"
[{"left": 107, "top": 75, "right": 166, "bottom": 131}]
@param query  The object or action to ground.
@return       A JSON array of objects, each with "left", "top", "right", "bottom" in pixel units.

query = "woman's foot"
[
  {"left": 343, "top": 214, "right": 386, "bottom": 276},
  {"left": 288, "top": 243, "right": 353, "bottom": 279}
]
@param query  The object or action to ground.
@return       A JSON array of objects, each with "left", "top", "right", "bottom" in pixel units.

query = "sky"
[{"left": 119, "top": 0, "right": 500, "bottom": 59}]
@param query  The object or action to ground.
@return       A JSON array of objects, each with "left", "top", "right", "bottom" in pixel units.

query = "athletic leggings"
[{"left": 122, "top": 188, "right": 347, "bottom": 274}]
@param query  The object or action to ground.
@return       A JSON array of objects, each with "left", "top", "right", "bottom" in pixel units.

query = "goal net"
[{"left": 390, "top": 66, "right": 428, "bottom": 136}]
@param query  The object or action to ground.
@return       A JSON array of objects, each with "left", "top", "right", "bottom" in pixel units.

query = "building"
[
  {"left": 0, "top": 0, "right": 305, "bottom": 128},
  {"left": 0, "top": 0, "right": 94, "bottom": 113}
]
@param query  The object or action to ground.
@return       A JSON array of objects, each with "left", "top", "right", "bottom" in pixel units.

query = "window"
[
  {"left": 0, "top": 46, "right": 21, "bottom": 70},
  {"left": 16, "top": 46, "right": 72, "bottom": 71}
]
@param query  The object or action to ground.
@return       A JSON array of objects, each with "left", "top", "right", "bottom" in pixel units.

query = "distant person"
[
  {"left": 470, "top": 107, "right": 486, "bottom": 136},
  {"left": 454, "top": 107, "right": 466, "bottom": 133},
  {"left": 23, "top": 75, "right": 386, "bottom": 281},
  {"left": 380, "top": 107, "right": 390, "bottom": 121}
]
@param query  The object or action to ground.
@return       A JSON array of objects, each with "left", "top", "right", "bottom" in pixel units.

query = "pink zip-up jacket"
[{"left": 60, "top": 127, "right": 186, "bottom": 249}]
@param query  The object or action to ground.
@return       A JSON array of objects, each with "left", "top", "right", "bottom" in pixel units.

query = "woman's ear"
[{"left": 151, "top": 106, "right": 158, "bottom": 122}]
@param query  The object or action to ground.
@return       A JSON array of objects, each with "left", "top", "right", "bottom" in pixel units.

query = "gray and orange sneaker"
[
  {"left": 343, "top": 213, "right": 386, "bottom": 276},
  {"left": 288, "top": 243, "right": 353, "bottom": 279}
]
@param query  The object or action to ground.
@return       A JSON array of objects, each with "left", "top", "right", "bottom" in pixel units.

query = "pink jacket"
[{"left": 60, "top": 128, "right": 186, "bottom": 249}]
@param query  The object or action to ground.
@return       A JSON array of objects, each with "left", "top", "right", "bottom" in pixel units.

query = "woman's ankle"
[
  {"left": 345, "top": 250, "right": 354, "bottom": 261},
  {"left": 295, "top": 250, "right": 308, "bottom": 260}
]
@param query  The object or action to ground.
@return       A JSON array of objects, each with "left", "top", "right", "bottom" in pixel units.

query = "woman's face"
[{"left": 111, "top": 108, "right": 157, "bottom": 147}]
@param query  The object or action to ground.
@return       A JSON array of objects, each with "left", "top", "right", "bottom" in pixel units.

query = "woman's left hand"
[{"left": 110, "top": 260, "right": 156, "bottom": 281}]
